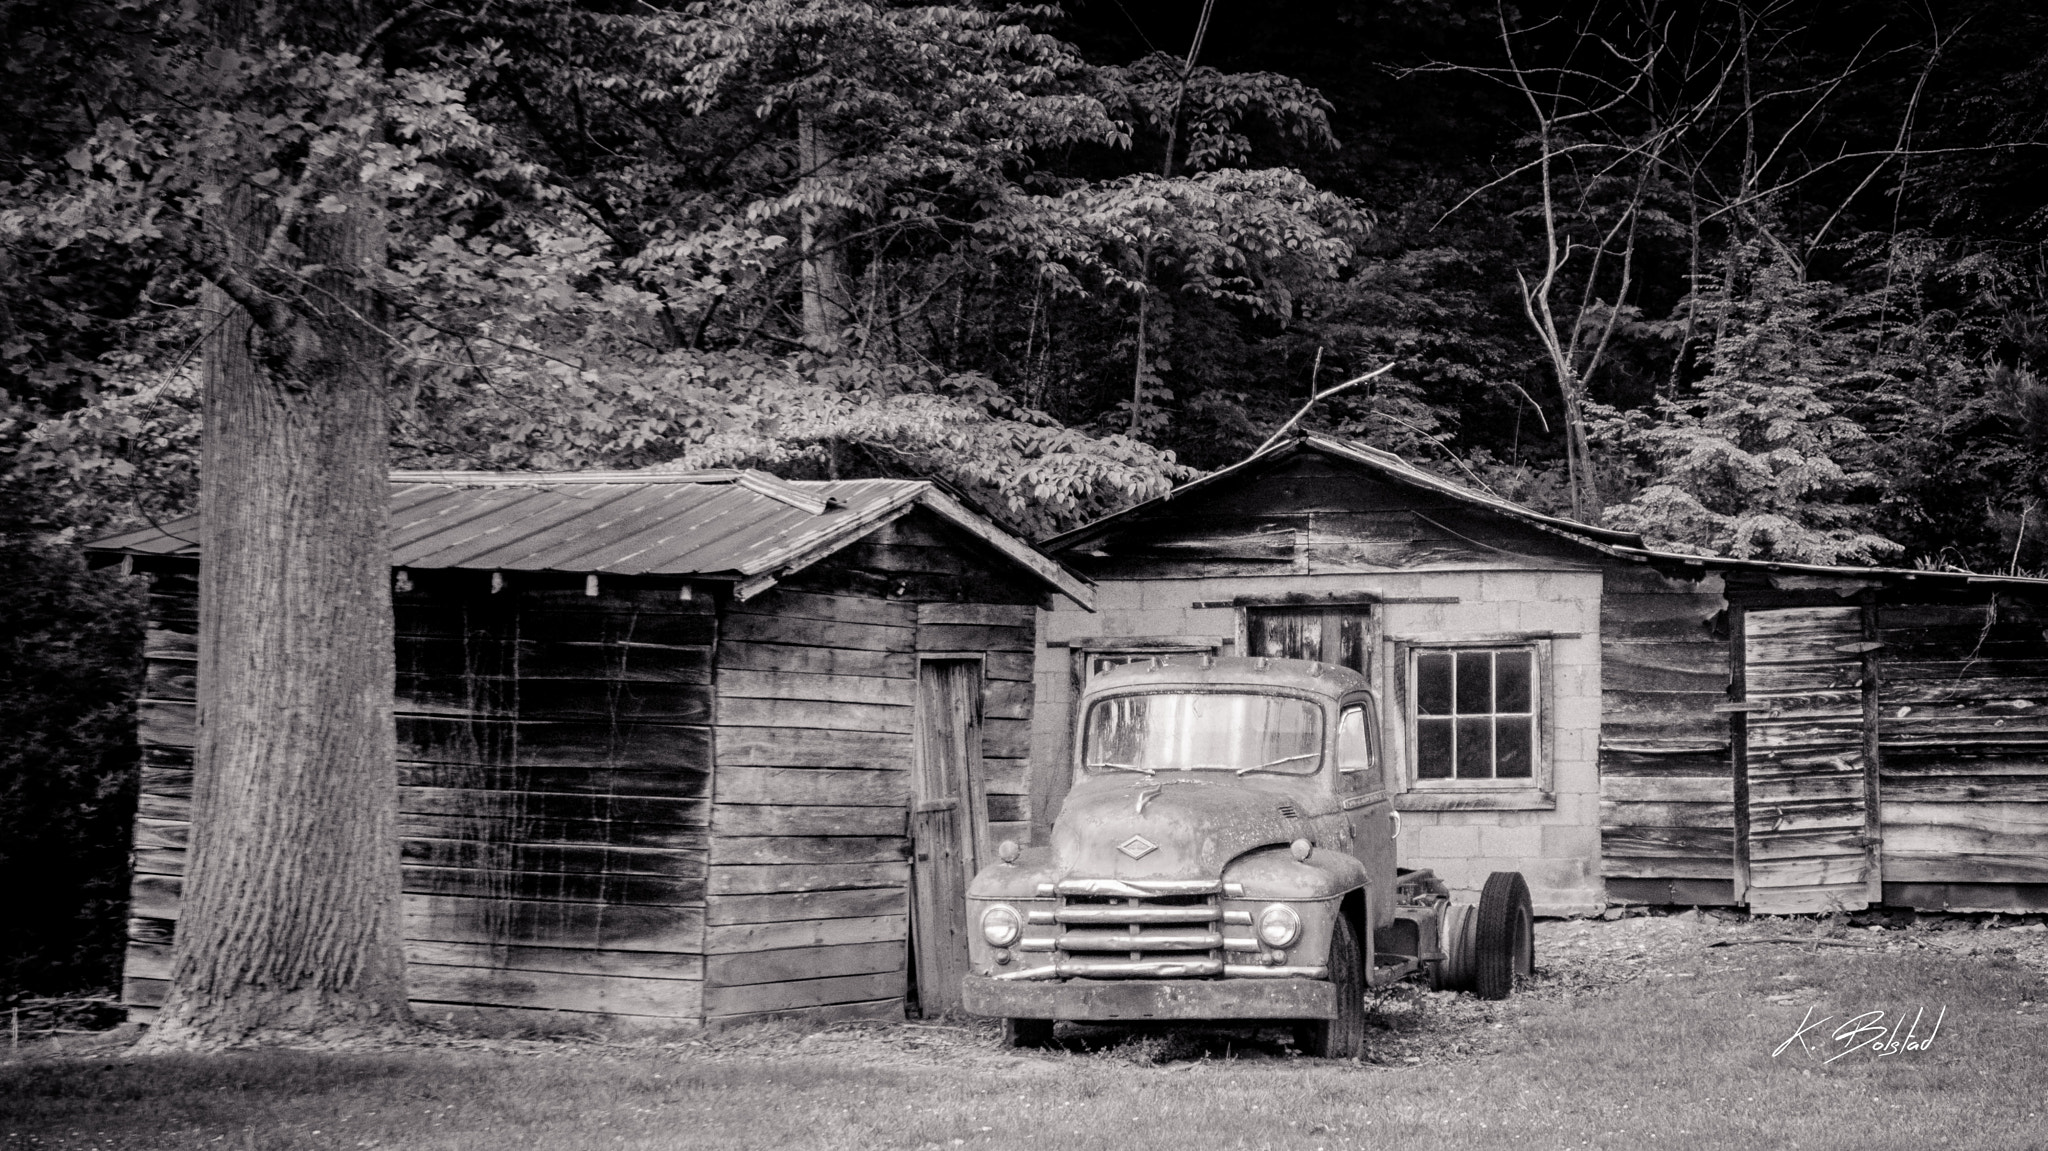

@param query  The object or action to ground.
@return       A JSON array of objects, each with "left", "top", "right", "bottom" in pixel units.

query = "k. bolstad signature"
[{"left": 1773, "top": 1006, "right": 1947, "bottom": 1064}]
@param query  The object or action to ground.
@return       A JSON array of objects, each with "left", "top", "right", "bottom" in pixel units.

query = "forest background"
[{"left": 3, "top": 0, "right": 2045, "bottom": 1005}]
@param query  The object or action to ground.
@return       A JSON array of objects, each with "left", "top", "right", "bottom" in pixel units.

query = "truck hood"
[{"left": 1049, "top": 774, "right": 1322, "bottom": 880}]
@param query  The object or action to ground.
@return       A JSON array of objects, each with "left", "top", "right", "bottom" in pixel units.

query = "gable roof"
[
  {"left": 89, "top": 469, "right": 1092, "bottom": 607},
  {"left": 1046, "top": 432, "right": 2048, "bottom": 595},
  {"left": 1043, "top": 432, "right": 1647, "bottom": 557}
]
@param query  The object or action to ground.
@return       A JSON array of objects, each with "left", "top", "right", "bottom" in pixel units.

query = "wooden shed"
[
  {"left": 1032, "top": 433, "right": 2048, "bottom": 917},
  {"left": 91, "top": 469, "right": 1091, "bottom": 1029}
]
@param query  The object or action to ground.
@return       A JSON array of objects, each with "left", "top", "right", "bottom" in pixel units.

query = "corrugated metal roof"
[{"left": 87, "top": 469, "right": 1094, "bottom": 606}]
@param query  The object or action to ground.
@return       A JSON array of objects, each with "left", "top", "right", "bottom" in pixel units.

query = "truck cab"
[{"left": 961, "top": 654, "right": 1532, "bottom": 1056}]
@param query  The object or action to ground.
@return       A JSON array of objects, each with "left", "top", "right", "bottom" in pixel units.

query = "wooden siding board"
[
  {"left": 401, "top": 865, "right": 706, "bottom": 907},
  {"left": 702, "top": 972, "right": 905, "bottom": 1019},
  {"left": 709, "top": 836, "right": 909, "bottom": 865},
  {"left": 401, "top": 838, "right": 706, "bottom": 877},
  {"left": 403, "top": 894, "right": 703, "bottom": 951},
  {"left": 399, "top": 678, "right": 713, "bottom": 724},
  {"left": 713, "top": 727, "right": 912, "bottom": 768},
  {"left": 716, "top": 642, "right": 915, "bottom": 679},
  {"left": 395, "top": 718, "right": 712, "bottom": 772},
  {"left": 405, "top": 941, "right": 705, "bottom": 982},
  {"left": 705, "top": 997, "right": 903, "bottom": 1029},
  {"left": 711, "top": 805, "right": 907, "bottom": 837},
  {"left": 713, "top": 766, "right": 911, "bottom": 809},
  {"left": 704, "top": 941, "right": 905, "bottom": 987},
  {"left": 705, "top": 887, "right": 906, "bottom": 926},
  {"left": 707, "top": 863, "right": 910, "bottom": 896},
  {"left": 1875, "top": 601, "right": 2048, "bottom": 893},
  {"left": 717, "top": 669, "right": 916, "bottom": 707},
  {"left": 720, "top": 613, "right": 914, "bottom": 652},
  {"left": 714, "top": 697, "right": 913, "bottom": 734},
  {"left": 409, "top": 964, "right": 703, "bottom": 1019},
  {"left": 397, "top": 813, "right": 709, "bottom": 852},
  {"left": 702, "top": 914, "right": 909, "bottom": 955},
  {"left": 743, "top": 589, "right": 917, "bottom": 628},
  {"left": 401, "top": 787, "right": 708, "bottom": 826}
]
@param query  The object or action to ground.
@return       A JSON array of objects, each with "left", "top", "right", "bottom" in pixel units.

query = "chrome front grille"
[
  {"left": 999, "top": 878, "right": 1255, "bottom": 980},
  {"left": 1058, "top": 889, "right": 1223, "bottom": 975}
]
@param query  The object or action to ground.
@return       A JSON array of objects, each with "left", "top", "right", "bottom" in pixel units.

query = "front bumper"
[{"left": 962, "top": 974, "right": 1336, "bottom": 1021}]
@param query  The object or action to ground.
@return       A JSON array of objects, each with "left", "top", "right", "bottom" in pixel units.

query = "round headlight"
[
  {"left": 1257, "top": 903, "right": 1302, "bottom": 948},
  {"left": 980, "top": 904, "right": 1022, "bottom": 948}
]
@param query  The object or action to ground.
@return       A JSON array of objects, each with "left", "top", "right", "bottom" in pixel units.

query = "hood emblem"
[
  {"left": 1117, "top": 834, "right": 1159, "bottom": 860},
  {"left": 1135, "top": 784, "right": 1164, "bottom": 816}
]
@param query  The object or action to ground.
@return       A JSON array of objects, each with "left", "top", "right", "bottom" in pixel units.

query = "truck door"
[{"left": 1337, "top": 700, "right": 1395, "bottom": 928}]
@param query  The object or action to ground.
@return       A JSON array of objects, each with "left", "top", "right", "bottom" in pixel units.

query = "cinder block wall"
[{"left": 1030, "top": 569, "right": 1605, "bottom": 916}]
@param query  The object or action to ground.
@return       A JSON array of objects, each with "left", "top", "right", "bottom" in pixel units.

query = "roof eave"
[
  {"left": 1043, "top": 433, "right": 1643, "bottom": 559},
  {"left": 1631, "top": 547, "right": 2048, "bottom": 590},
  {"left": 915, "top": 488, "right": 1094, "bottom": 609}
]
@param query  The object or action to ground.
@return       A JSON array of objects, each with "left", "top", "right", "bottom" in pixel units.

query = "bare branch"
[{"left": 1252, "top": 363, "right": 1397, "bottom": 457}]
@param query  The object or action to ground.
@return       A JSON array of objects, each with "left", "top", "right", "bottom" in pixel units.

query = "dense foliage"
[{"left": 5, "top": 0, "right": 2048, "bottom": 993}]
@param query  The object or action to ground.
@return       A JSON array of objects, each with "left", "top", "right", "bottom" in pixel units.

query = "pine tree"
[{"left": 1601, "top": 244, "right": 1899, "bottom": 565}]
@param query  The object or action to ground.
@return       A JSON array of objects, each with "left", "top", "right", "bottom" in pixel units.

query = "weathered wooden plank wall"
[
  {"left": 1742, "top": 605, "right": 1880, "bottom": 913},
  {"left": 125, "top": 567, "right": 718, "bottom": 1025},
  {"left": 1878, "top": 597, "right": 2048, "bottom": 911},
  {"left": 1073, "top": 455, "right": 1606, "bottom": 579},
  {"left": 1598, "top": 567, "right": 1739, "bottom": 905},
  {"left": 122, "top": 568, "right": 199, "bottom": 1016},
  {"left": 699, "top": 512, "right": 1040, "bottom": 1027},
  {"left": 394, "top": 574, "right": 714, "bottom": 1025}
]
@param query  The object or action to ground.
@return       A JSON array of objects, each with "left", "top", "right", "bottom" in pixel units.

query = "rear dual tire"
[
  {"left": 1473, "top": 871, "right": 1535, "bottom": 1000},
  {"left": 1432, "top": 871, "right": 1534, "bottom": 1000}
]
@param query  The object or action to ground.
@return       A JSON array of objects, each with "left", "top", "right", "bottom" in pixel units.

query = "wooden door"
[
  {"left": 1740, "top": 606, "right": 1882, "bottom": 914},
  {"left": 908, "top": 658, "right": 986, "bottom": 1016}
]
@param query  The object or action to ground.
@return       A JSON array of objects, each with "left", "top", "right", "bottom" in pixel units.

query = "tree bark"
[
  {"left": 139, "top": 0, "right": 407, "bottom": 1050},
  {"left": 797, "top": 108, "right": 855, "bottom": 348}
]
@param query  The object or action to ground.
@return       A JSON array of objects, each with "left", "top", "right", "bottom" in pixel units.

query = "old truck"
[{"left": 960, "top": 654, "right": 1534, "bottom": 1056}]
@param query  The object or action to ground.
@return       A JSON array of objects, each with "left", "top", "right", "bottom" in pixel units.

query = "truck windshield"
[{"left": 1082, "top": 693, "right": 1324, "bottom": 775}]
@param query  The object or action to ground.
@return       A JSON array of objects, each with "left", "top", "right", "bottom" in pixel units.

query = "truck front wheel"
[{"left": 1295, "top": 919, "right": 1365, "bottom": 1059}]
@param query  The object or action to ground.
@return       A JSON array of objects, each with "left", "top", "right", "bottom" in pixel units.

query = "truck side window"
[{"left": 1337, "top": 705, "right": 1376, "bottom": 791}]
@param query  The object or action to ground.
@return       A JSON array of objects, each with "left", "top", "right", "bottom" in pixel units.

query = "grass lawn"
[{"left": 4, "top": 916, "right": 2046, "bottom": 1151}]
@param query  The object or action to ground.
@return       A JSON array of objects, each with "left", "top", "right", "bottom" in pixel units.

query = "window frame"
[
  {"left": 1390, "top": 636, "right": 1555, "bottom": 807},
  {"left": 1077, "top": 687, "right": 1329, "bottom": 779},
  {"left": 1334, "top": 698, "right": 1387, "bottom": 798},
  {"left": 1237, "top": 605, "right": 1378, "bottom": 682}
]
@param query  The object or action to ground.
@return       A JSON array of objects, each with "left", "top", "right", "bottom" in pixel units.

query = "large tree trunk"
[
  {"left": 798, "top": 108, "right": 855, "bottom": 348},
  {"left": 139, "top": 1, "right": 407, "bottom": 1050}
]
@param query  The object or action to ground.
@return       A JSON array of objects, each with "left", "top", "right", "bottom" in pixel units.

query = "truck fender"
[{"left": 1221, "top": 844, "right": 1370, "bottom": 900}]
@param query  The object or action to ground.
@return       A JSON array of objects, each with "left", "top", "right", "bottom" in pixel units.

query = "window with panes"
[
  {"left": 1244, "top": 607, "right": 1373, "bottom": 679},
  {"left": 1410, "top": 646, "right": 1536, "bottom": 781}
]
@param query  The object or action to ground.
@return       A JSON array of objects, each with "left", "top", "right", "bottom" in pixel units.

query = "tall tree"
[{"left": 134, "top": 0, "right": 409, "bottom": 1048}]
